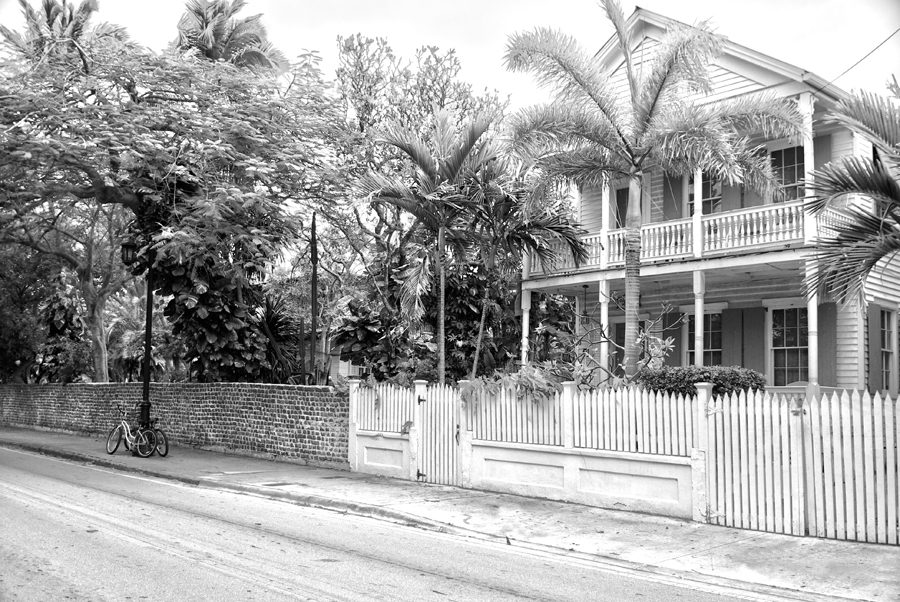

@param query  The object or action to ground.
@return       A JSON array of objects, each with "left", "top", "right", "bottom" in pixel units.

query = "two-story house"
[{"left": 519, "top": 7, "right": 898, "bottom": 395}]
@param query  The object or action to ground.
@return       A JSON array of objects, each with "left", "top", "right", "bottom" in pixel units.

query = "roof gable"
[{"left": 597, "top": 7, "right": 848, "bottom": 105}]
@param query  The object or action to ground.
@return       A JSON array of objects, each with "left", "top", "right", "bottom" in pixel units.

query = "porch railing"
[{"left": 530, "top": 199, "right": 809, "bottom": 276}]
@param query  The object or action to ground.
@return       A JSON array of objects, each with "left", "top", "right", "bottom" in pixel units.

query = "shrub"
[{"left": 633, "top": 365, "right": 766, "bottom": 398}]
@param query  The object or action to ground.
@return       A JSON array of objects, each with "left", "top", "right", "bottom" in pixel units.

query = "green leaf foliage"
[{"left": 633, "top": 365, "right": 767, "bottom": 398}]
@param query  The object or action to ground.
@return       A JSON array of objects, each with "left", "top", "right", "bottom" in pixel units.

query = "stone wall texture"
[{"left": 0, "top": 383, "right": 349, "bottom": 468}]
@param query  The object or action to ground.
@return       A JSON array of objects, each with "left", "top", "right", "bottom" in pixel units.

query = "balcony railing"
[{"left": 529, "top": 199, "right": 816, "bottom": 277}]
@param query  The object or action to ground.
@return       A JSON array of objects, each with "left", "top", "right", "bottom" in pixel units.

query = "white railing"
[
  {"left": 702, "top": 200, "right": 805, "bottom": 252},
  {"left": 529, "top": 201, "right": 809, "bottom": 277}
]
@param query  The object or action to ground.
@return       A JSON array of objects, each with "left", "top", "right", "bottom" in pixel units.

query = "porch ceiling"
[{"left": 550, "top": 259, "right": 805, "bottom": 303}]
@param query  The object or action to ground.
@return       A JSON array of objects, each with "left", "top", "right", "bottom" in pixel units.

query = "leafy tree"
[
  {"left": 804, "top": 89, "right": 900, "bottom": 301},
  {"left": 0, "top": 246, "right": 60, "bottom": 382},
  {"left": 174, "top": 0, "right": 287, "bottom": 71},
  {"left": 505, "top": 0, "right": 801, "bottom": 376},
  {"left": 1, "top": 35, "right": 339, "bottom": 381}
]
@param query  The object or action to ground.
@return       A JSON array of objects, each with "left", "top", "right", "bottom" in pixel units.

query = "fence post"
[
  {"left": 347, "top": 378, "right": 360, "bottom": 471},
  {"left": 790, "top": 394, "right": 807, "bottom": 535},
  {"left": 692, "top": 383, "right": 713, "bottom": 522},
  {"left": 804, "top": 382, "right": 820, "bottom": 535},
  {"left": 562, "top": 381, "right": 576, "bottom": 449},
  {"left": 410, "top": 380, "right": 426, "bottom": 482},
  {"left": 457, "top": 380, "right": 473, "bottom": 488}
]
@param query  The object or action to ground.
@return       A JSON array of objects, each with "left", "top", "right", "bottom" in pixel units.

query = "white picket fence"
[
  {"left": 350, "top": 381, "right": 899, "bottom": 545},
  {"left": 354, "top": 382, "right": 414, "bottom": 433},
  {"left": 573, "top": 388, "right": 696, "bottom": 456},
  {"left": 468, "top": 387, "right": 562, "bottom": 446},
  {"left": 703, "top": 388, "right": 899, "bottom": 544}
]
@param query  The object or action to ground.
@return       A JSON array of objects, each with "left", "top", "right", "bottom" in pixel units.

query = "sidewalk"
[{"left": 1, "top": 426, "right": 896, "bottom": 601}]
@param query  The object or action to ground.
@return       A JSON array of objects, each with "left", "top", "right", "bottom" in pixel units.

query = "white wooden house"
[{"left": 520, "top": 8, "right": 898, "bottom": 395}]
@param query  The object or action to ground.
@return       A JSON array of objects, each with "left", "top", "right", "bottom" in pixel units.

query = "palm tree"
[
  {"left": 174, "top": 0, "right": 287, "bottom": 72},
  {"left": 804, "top": 90, "right": 900, "bottom": 302},
  {"left": 360, "top": 109, "right": 497, "bottom": 384},
  {"left": 505, "top": 0, "right": 801, "bottom": 376},
  {"left": 0, "top": 0, "right": 127, "bottom": 72},
  {"left": 464, "top": 159, "right": 588, "bottom": 379}
]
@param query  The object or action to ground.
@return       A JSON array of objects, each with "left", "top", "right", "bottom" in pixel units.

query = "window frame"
[
  {"left": 764, "top": 298, "right": 809, "bottom": 386},
  {"left": 679, "top": 302, "right": 728, "bottom": 367}
]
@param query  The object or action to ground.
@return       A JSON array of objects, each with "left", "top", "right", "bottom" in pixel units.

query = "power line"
[{"left": 813, "top": 25, "right": 900, "bottom": 96}]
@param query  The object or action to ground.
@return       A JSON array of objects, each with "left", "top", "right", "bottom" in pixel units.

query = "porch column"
[
  {"left": 806, "top": 261, "right": 819, "bottom": 385},
  {"left": 693, "top": 271, "right": 706, "bottom": 367},
  {"left": 799, "top": 92, "right": 819, "bottom": 385},
  {"left": 598, "top": 280, "right": 610, "bottom": 375},
  {"left": 692, "top": 168, "right": 703, "bottom": 259},
  {"left": 600, "top": 177, "right": 610, "bottom": 269},
  {"left": 520, "top": 289, "right": 531, "bottom": 364},
  {"left": 799, "top": 92, "right": 816, "bottom": 244}
]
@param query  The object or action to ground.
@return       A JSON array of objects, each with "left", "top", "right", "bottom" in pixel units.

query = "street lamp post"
[{"left": 121, "top": 242, "right": 153, "bottom": 428}]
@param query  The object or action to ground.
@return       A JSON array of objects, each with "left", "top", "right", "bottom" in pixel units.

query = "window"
[
  {"left": 688, "top": 172, "right": 722, "bottom": 215},
  {"left": 687, "top": 313, "right": 723, "bottom": 365},
  {"left": 771, "top": 146, "right": 805, "bottom": 201},
  {"left": 772, "top": 307, "right": 808, "bottom": 385},
  {"left": 614, "top": 187, "right": 628, "bottom": 228},
  {"left": 881, "top": 310, "right": 894, "bottom": 391}
]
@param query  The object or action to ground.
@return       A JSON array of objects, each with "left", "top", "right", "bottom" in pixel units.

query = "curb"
[{"left": 0, "top": 441, "right": 873, "bottom": 602}]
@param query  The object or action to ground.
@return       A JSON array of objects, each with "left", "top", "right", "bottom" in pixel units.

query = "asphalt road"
[{"left": 0, "top": 447, "right": 747, "bottom": 601}]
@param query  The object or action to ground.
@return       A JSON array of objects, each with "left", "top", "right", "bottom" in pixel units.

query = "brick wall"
[{"left": 0, "top": 383, "right": 349, "bottom": 468}]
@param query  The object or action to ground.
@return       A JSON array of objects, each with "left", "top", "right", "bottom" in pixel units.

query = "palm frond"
[
  {"left": 829, "top": 91, "right": 900, "bottom": 153},
  {"left": 806, "top": 206, "right": 900, "bottom": 302},
  {"left": 601, "top": 0, "right": 638, "bottom": 107},
  {"left": 807, "top": 156, "right": 900, "bottom": 215},
  {"left": 438, "top": 111, "right": 495, "bottom": 183},
  {"left": 508, "top": 103, "right": 623, "bottom": 155},
  {"left": 505, "top": 27, "right": 628, "bottom": 143},
  {"left": 399, "top": 255, "right": 433, "bottom": 330},
  {"left": 700, "top": 91, "right": 804, "bottom": 141},
  {"left": 376, "top": 121, "right": 437, "bottom": 185},
  {"left": 635, "top": 20, "right": 722, "bottom": 133}
]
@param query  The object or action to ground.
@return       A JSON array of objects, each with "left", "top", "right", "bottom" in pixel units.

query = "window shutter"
[
  {"left": 818, "top": 302, "right": 838, "bottom": 387},
  {"left": 722, "top": 308, "right": 743, "bottom": 366},
  {"left": 662, "top": 174, "right": 682, "bottom": 221},
  {"left": 743, "top": 307, "right": 767, "bottom": 375},
  {"left": 814, "top": 135, "right": 832, "bottom": 170},
  {"left": 867, "top": 304, "right": 883, "bottom": 393}
]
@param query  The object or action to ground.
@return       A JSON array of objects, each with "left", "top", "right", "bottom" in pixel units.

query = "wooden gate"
[{"left": 417, "top": 383, "right": 460, "bottom": 486}]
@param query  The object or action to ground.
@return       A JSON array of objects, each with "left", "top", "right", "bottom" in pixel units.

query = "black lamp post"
[{"left": 121, "top": 241, "right": 153, "bottom": 428}]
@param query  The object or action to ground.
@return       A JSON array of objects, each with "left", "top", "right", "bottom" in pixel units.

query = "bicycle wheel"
[
  {"left": 134, "top": 429, "right": 156, "bottom": 458},
  {"left": 154, "top": 428, "right": 169, "bottom": 457},
  {"left": 105, "top": 425, "right": 123, "bottom": 454}
]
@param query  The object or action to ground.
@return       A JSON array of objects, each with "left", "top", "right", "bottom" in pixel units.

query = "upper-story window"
[
  {"left": 881, "top": 309, "right": 894, "bottom": 391},
  {"left": 614, "top": 187, "right": 628, "bottom": 228},
  {"left": 771, "top": 146, "right": 805, "bottom": 201},
  {"left": 688, "top": 172, "right": 722, "bottom": 215}
]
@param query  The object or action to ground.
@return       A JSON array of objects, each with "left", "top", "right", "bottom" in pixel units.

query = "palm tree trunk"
[
  {"left": 623, "top": 172, "right": 643, "bottom": 378},
  {"left": 437, "top": 226, "right": 446, "bottom": 384},
  {"left": 471, "top": 289, "right": 490, "bottom": 380}
]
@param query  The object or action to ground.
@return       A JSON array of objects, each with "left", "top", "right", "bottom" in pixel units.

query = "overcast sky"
[{"left": 1, "top": 0, "right": 897, "bottom": 109}]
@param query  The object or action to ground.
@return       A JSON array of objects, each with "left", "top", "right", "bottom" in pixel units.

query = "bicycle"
[
  {"left": 150, "top": 417, "right": 169, "bottom": 457},
  {"left": 105, "top": 405, "right": 157, "bottom": 458}
]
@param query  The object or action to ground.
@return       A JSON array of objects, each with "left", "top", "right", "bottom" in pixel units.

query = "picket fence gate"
[{"left": 350, "top": 380, "right": 899, "bottom": 545}]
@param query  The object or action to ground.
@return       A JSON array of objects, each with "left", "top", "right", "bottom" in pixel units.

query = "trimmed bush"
[{"left": 634, "top": 365, "right": 766, "bottom": 398}]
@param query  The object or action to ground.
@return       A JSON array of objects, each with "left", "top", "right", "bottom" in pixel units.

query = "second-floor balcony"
[{"left": 529, "top": 200, "right": 851, "bottom": 278}]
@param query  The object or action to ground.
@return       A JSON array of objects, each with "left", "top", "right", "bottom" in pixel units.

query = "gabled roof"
[{"left": 595, "top": 6, "right": 850, "bottom": 106}]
